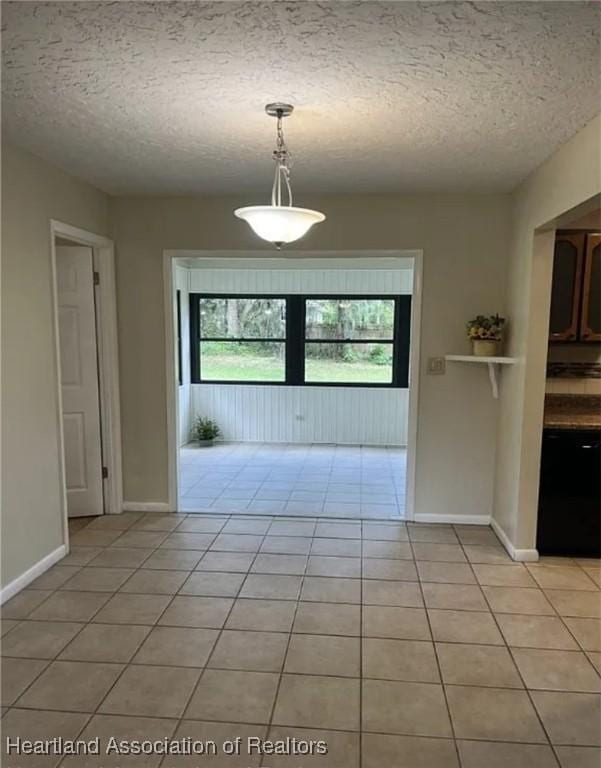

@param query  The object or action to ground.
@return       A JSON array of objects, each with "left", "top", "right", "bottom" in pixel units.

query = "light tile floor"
[
  {"left": 179, "top": 443, "right": 407, "bottom": 519},
  {"left": 1, "top": 513, "right": 600, "bottom": 767}
]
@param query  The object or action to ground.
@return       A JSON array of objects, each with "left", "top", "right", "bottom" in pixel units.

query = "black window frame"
[
  {"left": 190, "top": 293, "right": 411, "bottom": 388},
  {"left": 176, "top": 289, "right": 183, "bottom": 386}
]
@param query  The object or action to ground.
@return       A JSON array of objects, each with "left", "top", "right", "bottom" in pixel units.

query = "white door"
[{"left": 56, "top": 246, "right": 104, "bottom": 517}]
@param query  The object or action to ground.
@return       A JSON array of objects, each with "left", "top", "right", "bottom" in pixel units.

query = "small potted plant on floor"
[
  {"left": 193, "top": 416, "right": 221, "bottom": 447},
  {"left": 466, "top": 314, "right": 506, "bottom": 356}
]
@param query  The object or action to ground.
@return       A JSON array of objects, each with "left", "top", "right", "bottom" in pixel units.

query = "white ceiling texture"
[{"left": 2, "top": 1, "right": 600, "bottom": 196}]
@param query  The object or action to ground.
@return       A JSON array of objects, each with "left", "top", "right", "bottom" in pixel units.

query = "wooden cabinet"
[
  {"left": 581, "top": 234, "right": 601, "bottom": 341},
  {"left": 549, "top": 231, "right": 600, "bottom": 343},
  {"left": 549, "top": 233, "right": 584, "bottom": 341}
]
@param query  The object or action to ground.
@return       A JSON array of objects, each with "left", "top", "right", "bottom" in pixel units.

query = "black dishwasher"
[{"left": 537, "top": 428, "right": 601, "bottom": 557}]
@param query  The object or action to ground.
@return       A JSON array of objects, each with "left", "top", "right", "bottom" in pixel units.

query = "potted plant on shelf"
[
  {"left": 466, "top": 314, "right": 506, "bottom": 357},
  {"left": 193, "top": 416, "right": 221, "bottom": 447}
]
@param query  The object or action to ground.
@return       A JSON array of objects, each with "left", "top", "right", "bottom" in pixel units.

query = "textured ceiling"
[{"left": 2, "top": 1, "right": 600, "bottom": 196}]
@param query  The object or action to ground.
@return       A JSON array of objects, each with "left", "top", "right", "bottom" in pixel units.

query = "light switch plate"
[{"left": 427, "top": 357, "right": 446, "bottom": 375}]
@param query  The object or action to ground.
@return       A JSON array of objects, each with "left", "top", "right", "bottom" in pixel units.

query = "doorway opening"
[
  {"left": 165, "top": 252, "right": 422, "bottom": 521},
  {"left": 536, "top": 213, "right": 600, "bottom": 557},
  {"left": 50, "top": 222, "right": 122, "bottom": 541}
]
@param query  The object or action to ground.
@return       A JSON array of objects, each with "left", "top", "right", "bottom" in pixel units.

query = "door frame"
[
  {"left": 50, "top": 221, "right": 123, "bottom": 543},
  {"left": 163, "top": 249, "right": 423, "bottom": 521}
]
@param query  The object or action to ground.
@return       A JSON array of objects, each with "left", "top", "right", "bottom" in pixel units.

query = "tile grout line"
[
  {"left": 7, "top": 691, "right": 601, "bottom": 751},
  {"left": 1, "top": 511, "right": 155, "bottom": 715},
  {"left": 159, "top": 512, "right": 280, "bottom": 763},
  {"left": 358, "top": 523, "right": 364, "bottom": 768},
  {"left": 463, "top": 527, "right": 560, "bottom": 759},
  {"left": 180, "top": 444, "right": 407, "bottom": 517},
  {"left": 51, "top": 511, "right": 234, "bottom": 737},
  {"left": 413, "top": 530, "right": 463, "bottom": 767},
  {"left": 60, "top": 511, "right": 225, "bottom": 761},
  {"left": 263, "top": 518, "right": 315, "bottom": 751},
  {"left": 4, "top": 510, "right": 599, "bottom": 764}
]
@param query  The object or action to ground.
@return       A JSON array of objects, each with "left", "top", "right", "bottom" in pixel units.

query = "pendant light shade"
[
  {"left": 234, "top": 103, "right": 325, "bottom": 247},
  {"left": 234, "top": 205, "right": 325, "bottom": 246}
]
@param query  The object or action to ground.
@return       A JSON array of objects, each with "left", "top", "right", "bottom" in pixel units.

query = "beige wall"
[
  {"left": 111, "top": 193, "right": 511, "bottom": 520},
  {"left": 493, "top": 115, "right": 601, "bottom": 551},
  {"left": 1, "top": 142, "right": 110, "bottom": 589}
]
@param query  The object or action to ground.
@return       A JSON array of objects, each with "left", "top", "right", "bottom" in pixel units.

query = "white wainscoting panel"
[
  {"left": 190, "top": 384, "right": 408, "bottom": 445},
  {"left": 189, "top": 267, "right": 412, "bottom": 294}
]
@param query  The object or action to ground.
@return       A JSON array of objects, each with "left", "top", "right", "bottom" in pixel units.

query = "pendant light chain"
[
  {"left": 271, "top": 110, "right": 293, "bottom": 208},
  {"left": 234, "top": 102, "right": 324, "bottom": 245}
]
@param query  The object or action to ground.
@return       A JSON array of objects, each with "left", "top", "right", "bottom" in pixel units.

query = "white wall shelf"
[{"left": 445, "top": 355, "right": 518, "bottom": 399}]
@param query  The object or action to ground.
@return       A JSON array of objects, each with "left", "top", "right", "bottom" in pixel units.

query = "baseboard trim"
[
  {"left": 0, "top": 545, "right": 67, "bottom": 605},
  {"left": 491, "top": 518, "right": 539, "bottom": 562},
  {"left": 413, "top": 513, "right": 491, "bottom": 526},
  {"left": 122, "top": 501, "right": 171, "bottom": 513}
]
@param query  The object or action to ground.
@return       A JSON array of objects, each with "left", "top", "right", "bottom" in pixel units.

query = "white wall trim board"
[
  {"left": 92, "top": 238, "right": 124, "bottom": 518},
  {"left": 404, "top": 250, "right": 422, "bottom": 523},
  {"left": 491, "top": 518, "right": 540, "bottom": 562},
  {"left": 413, "top": 513, "right": 492, "bottom": 526},
  {"left": 164, "top": 255, "right": 180, "bottom": 513},
  {"left": 0, "top": 545, "right": 67, "bottom": 605},
  {"left": 50, "top": 221, "right": 123, "bottom": 551},
  {"left": 122, "top": 501, "right": 171, "bottom": 513}
]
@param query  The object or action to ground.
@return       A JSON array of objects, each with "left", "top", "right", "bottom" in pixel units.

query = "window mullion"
[
  {"left": 286, "top": 295, "right": 304, "bottom": 385},
  {"left": 190, "top": 294, "right": 201, "bottom": 383}
]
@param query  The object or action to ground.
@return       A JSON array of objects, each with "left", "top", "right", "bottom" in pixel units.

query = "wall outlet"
[{"left": 427, "top": 357, "right": 446, "bottom": 375}]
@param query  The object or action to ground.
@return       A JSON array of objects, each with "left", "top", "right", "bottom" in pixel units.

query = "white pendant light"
[{"left": 235, "top": 103, "right": 325, "bottom": 248}]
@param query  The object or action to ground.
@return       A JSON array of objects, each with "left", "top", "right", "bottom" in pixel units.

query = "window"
[
  {"left": 305, "top": 298, "right": 396, "bottom": 384},
  {"left": 190, "top": 294, "right": 410, "bottom": 387},
  {"left": 191, "top": 297, "right": 287, "bottom": 382}
]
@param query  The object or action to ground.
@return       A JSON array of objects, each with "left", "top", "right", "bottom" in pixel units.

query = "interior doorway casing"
[
  {"left": 505, "top": 196, "right": 601, "bottom": 554},
  {"left": 163, "top": 249, "right": 423, "bottom": 521},
  {"left": 50, "top": 221, "right": 123, "bottom": 550}
]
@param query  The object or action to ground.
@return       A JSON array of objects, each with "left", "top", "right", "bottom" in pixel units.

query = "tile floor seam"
[
  {"left": 4, "top": 511, "right": 599, "bottom": 767},
  {"left": 359, "top": 530, "right": 364, "bottom": 768},
  {"left": 179, "top": 443, "right": 407, "bottom": 519},
  {"left": 0, "top": 657, "right": 53, "bottom": 710},
  {"left": 553, "top": 600, "right": 601, "bottom": 655},
  {"left": 10, "top": 593, "right": 598, "bottom": 620},
  {"left": 415, "top": 532, "right": 463, "bottom": 768},
  {"left": 177, "top": 515, "right": 276, "bottom": 731},
  {"left": 264, "top": 537, "right": 311, "bottom": 736},
  {"left": 5, "top": 708, "right": 594, "bottom": 750},
  {"left": 12, "top": 630, "right": 598, "bottom": 653},
  {"left": 485, "top": 595, "right": 556, "bottom": 750},
  {"left": 451, "top": 527, "right": 558, "bottom": 757},
  {"left": 10, "top": 590, "right": 599, "bottom": 621},
  {"left": 55, "top": 712, "right": 97, "bottom": 768},
  {"left": 45, "top": 513, "right": 239, "bottom": 725},
  {"left": 7, "top": 605, "right": 122, "bottom": 709}
]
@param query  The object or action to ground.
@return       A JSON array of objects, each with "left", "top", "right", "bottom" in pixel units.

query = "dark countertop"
[{"left": 544, "top": 394, "right": 601, "bottom": 431}]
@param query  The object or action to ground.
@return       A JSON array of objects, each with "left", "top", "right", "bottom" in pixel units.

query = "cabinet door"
[
  {"left": 581, "top": 233, "right": 601, "bottom": 342},
  {"left": 549, "top": 233, "right": 585, "bottom": 341}
]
